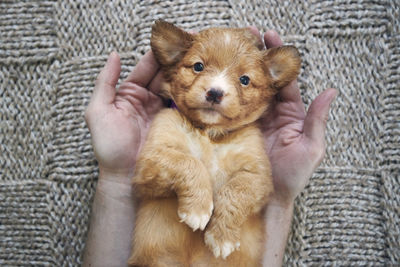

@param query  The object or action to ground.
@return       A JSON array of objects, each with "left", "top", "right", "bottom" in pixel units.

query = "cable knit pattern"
[{"left": 0, "top": 0, "right": 398, "bottom": 265}]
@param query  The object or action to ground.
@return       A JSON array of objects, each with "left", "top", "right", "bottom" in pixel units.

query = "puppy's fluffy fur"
[{"left": 128, "top": 20, "right": 301, "bottom": 267}]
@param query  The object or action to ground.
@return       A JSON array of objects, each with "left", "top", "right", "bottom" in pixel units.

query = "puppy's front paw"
[
  {"left": 177, "top": 194, "right": 213, "bottom": 231},
  {"left": 178, "top": 203, "right": 213, "bottom": 231},
  {"left": 204, "top": 223, "right": 240, "bottom": 259}
]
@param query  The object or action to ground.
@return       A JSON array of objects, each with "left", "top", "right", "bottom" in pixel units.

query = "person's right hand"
[{"left": 85, "top": 51, "right": 163, "bottom": 181}]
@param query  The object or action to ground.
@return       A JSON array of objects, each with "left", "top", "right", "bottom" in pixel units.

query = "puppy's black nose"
[{"left": 206, "top": 88, "right": 223, "bottom": 104}]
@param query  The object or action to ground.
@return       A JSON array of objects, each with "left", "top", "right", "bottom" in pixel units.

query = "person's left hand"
[{"left": 248, "top": 28, "right": 337, "bottom": 205}]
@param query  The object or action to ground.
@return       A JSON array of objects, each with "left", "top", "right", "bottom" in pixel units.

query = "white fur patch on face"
[
  {"left": 198, "top": 109, "right": 221, "bottom": 124},
  {"left": 196, "top": 70, "right": 236, "bottom": 124},
  {"left": 224, "top": 33, "right": 231, "bottom": 44},
  {"left": 209, "top": 71, "right": 230, "bottom": 95}
]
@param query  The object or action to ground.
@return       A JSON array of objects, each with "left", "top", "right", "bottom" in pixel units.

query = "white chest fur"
[{"left": 182, "top": 126, "right": 244, "bottom": 191}]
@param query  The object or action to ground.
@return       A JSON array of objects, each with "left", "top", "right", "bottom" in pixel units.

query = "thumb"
[
  {"left": 93, "top": 51, "right": 121, "bottom": 105},
  {"left": 303, "top": 88, "right": 338, "bottom": 143}
]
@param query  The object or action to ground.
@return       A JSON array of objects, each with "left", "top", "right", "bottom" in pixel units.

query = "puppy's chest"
[{"left": 183, "top": 130, "right": 245, "bottom": 189}]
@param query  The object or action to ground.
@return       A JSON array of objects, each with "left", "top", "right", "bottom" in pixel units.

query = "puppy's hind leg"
[{"left": 128, "top": 198, "right": 193, "bottom": 267}]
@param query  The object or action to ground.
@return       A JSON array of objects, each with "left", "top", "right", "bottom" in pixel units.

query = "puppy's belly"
[
  {"left": 131, "top": 197, "right": 265, "bottom": 266},
  {"left": 134, "top": 198, "right": 193, "bottom": 245}
]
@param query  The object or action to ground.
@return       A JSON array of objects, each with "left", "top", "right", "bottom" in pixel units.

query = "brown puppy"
[{"left": 128, "top": 20, "right": 301, "bottom": 267}]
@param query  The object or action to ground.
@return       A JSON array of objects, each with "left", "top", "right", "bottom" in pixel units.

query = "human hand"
[
  {"left": 257, "top": 29, "right": 337, "bottom": 205},
  {"left": 85, "top": 51, "right": 163, "bottom": 182}
]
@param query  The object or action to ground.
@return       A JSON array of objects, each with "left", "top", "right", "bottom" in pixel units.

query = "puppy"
[{"left": 128, "top": 20, "right": 301, "bottom": 267}]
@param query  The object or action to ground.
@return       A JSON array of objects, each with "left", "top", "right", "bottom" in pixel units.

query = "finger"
[
  {"left": 264, "top": 30, "right": 283, "bottom": 49},
  {"left": 148, "top": 70, "right": 164, "bottom": 95},
  {"left": 247, "top": 26, "right": 264, "bottom": 49},
  {"left": 278, "top": 80, "right": 303, "bottom": 104},
  {"left": 303, "top": 88, "right": 338, "bottom": 142},
  {"left": 92, "top": 51, "right": 121, "bottom": 105},
  {"left": 125, "top": 50, "right": 160, "bottom": 87},
  {"left": 248, "top": 26, "right": 260, "bottom": 38}
]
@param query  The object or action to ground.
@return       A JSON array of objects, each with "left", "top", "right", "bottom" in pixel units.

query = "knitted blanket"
[{"left": 1, "top": 0, "right": 399, "bottom": 265}]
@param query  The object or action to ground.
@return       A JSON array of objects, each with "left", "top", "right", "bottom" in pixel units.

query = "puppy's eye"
[
  {"left": 239, "top": 75, "right": 250, "bottom": 86},
  {"left": 193, "top": 62, "right": 204, "bottom": 72}
]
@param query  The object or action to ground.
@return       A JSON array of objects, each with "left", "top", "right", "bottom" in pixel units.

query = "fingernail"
[{"left": 108, "top": 51, "right": 118, "bottom": 61}]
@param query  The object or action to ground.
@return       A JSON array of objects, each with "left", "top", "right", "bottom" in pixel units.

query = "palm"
[
  {"left": 256, "top": 30, "right": 337, "bottom": 202},
  {"left": 86, "top": 52, "right": 163, "bottom": 175},
  {"left": 260, "top": 83, "right": 313, "bottom": 200},
  {"left": 97, "top": 83, "right": 162, "bottom": 170}
]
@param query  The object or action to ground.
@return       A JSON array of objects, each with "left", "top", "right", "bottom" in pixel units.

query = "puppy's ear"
[
  {"left": 151, "top": 20, "right": 193, "bottom": 67},
  {"left": 263, "top": 46, "right": 301, "bottom": 89}
]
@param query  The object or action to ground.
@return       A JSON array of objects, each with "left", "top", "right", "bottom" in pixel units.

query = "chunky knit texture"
[{"left": 0, "top": 0, "right": 399, "bottom": 265}]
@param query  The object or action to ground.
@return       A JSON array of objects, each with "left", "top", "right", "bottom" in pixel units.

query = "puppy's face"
[{"left": 151, "top": 20, "right": 301, "bottom": 132}]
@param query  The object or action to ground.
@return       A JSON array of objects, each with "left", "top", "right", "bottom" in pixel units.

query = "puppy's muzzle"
[{"left": 206, "top": 88, "right": 224, "bottom": 104}]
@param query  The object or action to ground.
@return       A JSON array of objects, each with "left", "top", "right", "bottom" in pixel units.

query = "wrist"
[
  {"left": 268, "top": 192, "right": 295, "bottom": 210},
  {"left": 98, "top": 165, "right": 135, "bottom": 185},
  {"left": 265, "top": 196, "right": 294, "bottom": 223},
  {"left": 262, "top": 194, "right": 294, "bottom": 267},
  {"left": 96, "top": 169, "right": 135, "bottom": 202},
  {"left": 84, "top": 171, "right": 136, "bottom": 267}
]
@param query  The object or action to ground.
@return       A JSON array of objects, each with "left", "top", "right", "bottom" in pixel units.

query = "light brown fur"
[{"left": 128, "top": 20, "right": 301, "bottom": 267}]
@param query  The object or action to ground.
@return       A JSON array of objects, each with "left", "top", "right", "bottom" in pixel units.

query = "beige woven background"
[{"left": 0, "top": 0, "right": 399, "bottom": 265}]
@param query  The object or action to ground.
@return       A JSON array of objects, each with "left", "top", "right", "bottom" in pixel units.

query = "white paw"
[
  {"left": 204, "top": 232, "right": 240, "bottom": 259},
  {"left": 178, "top": 203, "right": 213, "bottom": 231}
]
